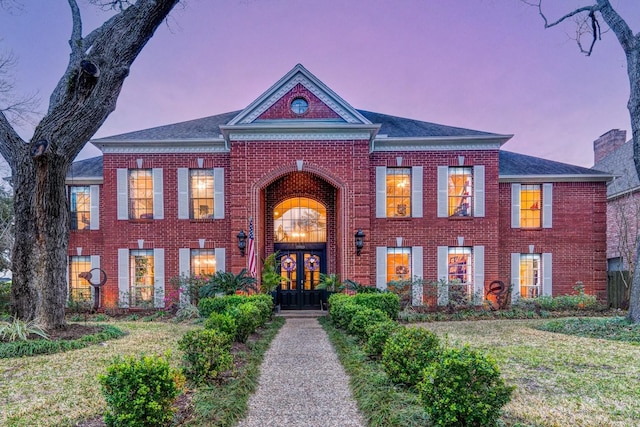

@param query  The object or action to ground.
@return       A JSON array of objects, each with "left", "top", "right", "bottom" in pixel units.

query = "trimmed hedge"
[
  {"left": 382, "top": 326, "right": 441, "bottom": 387},
  {"left": 232, "top": 302, "right": 263, "bottom": 343},
  {"left": 204, "top": 312, "right": 237, "bottom": 338},
  {"left": 0, "top": 325, "right": 125, "bottom": 359},
  {"left": 178, "top": 328, "right": 233, "bottom": 384},
  {"left": 352, "top": 293, "right": 400, "bottom": 320},
  {"left": 198, "top": 295, "right": 248, "bottom": 318},
  {"left": 364, "top": 320, "right": 402, "bottom": 358},
  {"left": 347, "top": 307, "right": 389, "bottom": 340}
]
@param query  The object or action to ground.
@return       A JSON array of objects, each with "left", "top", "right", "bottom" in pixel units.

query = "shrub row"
[
  {"left": 329, "top": 293, "right": 514, "bottom": 426},
  {"left": 0, "top": 325, "right": 125, "bottom": 359}
]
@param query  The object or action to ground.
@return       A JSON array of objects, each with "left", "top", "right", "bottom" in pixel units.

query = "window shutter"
[
  {"left": 542, "top": 183, "right": 553, "bottom": 228},
  {"left": 437, "top": 166, "right": 449, "bottom": 217},
  {"left": 542, "top": 252, "right": 552, "bottom": 296},
  {"left": 411, "top": 246, "right": 423, "bottom": 306},
  {"left": 66, "top": 258, "right": 70, "bottom": 302},
  {"left": 411, "top": 166, "right": 423, "bottom": 218},
  {"left": 177, "top": 168, "right": 189, "bottom": 220},
  {"left": 375, "top": 167, "right": 386, "bottom": 218},
  {"left": 376, "top": 247, "right": 387, "bottom": 289},
  {"left": 178, "top": 248, "right": 190, "bottom": 305},
  {"left": 215, "top": 248, "right": 226, "bottom": 273},
  {"left": 511, "top": 184, "right": 521, "bottom": 228},
  {"left": 90, "top": 255, "right": 100, "bottom": 301},
  {"left": 473, "top": 165, "right": 485, "bottom": 217},
  {"left": 116, "top": 169, "right": 128, "bottom": 220},
  {"left": 118, "top": 249, "right": 129, "bottom": 307},
  {"left": 154, "top": 248, "right": 165, "bottom": 308},
  {"left": 473, "top": 246, "right": 484, "bottom": 305},
  {"left": 511, "top": 253, "right": 521, "bottom": 302},
  {"left": 214, "top": 168, "right": 225, "bottom": 219},
  {"left": 153, "top": 168, "right": 164, "bottom": 220},
  {"left": 90, "top": 185, "right": 99, "bottom": 230},
  {"left": 437, "top": 246, "right": 448, "bottom": 305}
]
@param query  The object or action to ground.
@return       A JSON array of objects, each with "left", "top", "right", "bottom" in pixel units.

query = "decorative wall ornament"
[
  {"left": 281, "top": 256, "right": 296, "bottom": 272},
  {"left": 304, "top": 255, "right": 320, "bottom": 271}
]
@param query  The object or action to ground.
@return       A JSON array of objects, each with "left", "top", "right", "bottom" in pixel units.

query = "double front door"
[{"left": 275, "top": 245, "right": 325, "bottom": 310}]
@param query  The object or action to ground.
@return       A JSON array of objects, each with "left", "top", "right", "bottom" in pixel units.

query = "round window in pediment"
[{"left": 291, "top": 97, "right": 309, "bottom": 115}]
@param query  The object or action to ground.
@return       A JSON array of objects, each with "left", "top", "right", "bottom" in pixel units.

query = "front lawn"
[{"left": 0, "top": 321, "right": 197, "bottom": 427}]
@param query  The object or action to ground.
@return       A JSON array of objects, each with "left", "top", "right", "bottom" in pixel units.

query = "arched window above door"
[{"left": 274, "top": 197, "right": 326, "bottom": 243}]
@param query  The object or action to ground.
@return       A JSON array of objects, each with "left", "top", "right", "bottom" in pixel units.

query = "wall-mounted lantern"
[
  {"left": 355, "top": 229, "right": 365, "bottom": 256},
  {"left": 237, "top": 230, "right": 247, "bottom": 256}
]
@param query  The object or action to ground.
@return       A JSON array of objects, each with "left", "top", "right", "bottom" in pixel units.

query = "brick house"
[
  {"left": 592, "top": 129, "right": 639, "bottom": 273},
  {"left": 66, "top": 64, "right": 611, "bottom": 310}
]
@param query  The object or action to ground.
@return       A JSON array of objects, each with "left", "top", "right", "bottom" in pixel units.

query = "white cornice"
[
  {"left": 499, "top": 174, "right": 612, "bottom": 183},
  {"left": 371, "top": 135, "right": 512, "bottom": 152},
  {"left": 220, "top": 123, "right": 380, "bottom": 142},
  {"left": 65, "top": 177, "right": 103, "bottom": 185},
  {"left": 95, "top": 139, "right": 229, "bottom": 154}
]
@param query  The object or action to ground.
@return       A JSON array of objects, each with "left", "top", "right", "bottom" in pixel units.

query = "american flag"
[{"left": 248, "top": 217, "right": 257, "bottom": 277}]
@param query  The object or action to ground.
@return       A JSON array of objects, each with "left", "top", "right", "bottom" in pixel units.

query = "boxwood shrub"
[
  {"left": 198, "top": 295, "right": 247, "bottom": 318},
  {"left": 347, "top": 307, "right": 389, "bottom": 340},
  {"left": 178, "top": 329, "right": 233, "bottom": 384},
  {"left": 203, "top": 312, "right": 237, "bottom": 338},
  {"left": 247, "top": 294, "right": 274, "bottom": 324},
  {"left": 231, "top": 302, "right": 262, "bottom": 343},
  {"left": 364, "top": 320, "right": 402, "bottom": 358},
  {"left": 418, "top": 346, "right": 514, "bottom": 427},
  {"left": 382, "top": 326, "right": 441, "bottom": 387},
  {"left": 352, "top": 292, "right": 400, "bottom": 320}
]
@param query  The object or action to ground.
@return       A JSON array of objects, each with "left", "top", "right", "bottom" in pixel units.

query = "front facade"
[{"left": 67, "top": 64, "right": 610, "bottom": 310}]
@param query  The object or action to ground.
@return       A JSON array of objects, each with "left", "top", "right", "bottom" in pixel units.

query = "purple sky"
[{"left": 1, "top": 0, "right": 639, "bottom": 167}]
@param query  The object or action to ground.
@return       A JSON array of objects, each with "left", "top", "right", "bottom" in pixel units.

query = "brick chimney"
[{"left": 594, "top": 129, "right": 627, "bottom": 163}]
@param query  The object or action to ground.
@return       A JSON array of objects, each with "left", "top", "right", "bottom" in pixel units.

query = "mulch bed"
[{"left": 46, "top": 323, "right": 103, "bottom": 341}]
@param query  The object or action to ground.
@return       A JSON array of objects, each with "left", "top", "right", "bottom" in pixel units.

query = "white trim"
[
  {"left": 500, "top": 174, "right": 610, "bottom": 183},
  {"left": 411, "top": 166, "right": 423, "bottom": 218},
  {"left": 154, "top": 249, "right": 165, "bottom": 308},
  {"left": 375, "top": 167, "right": 386, "bottom": 218},
  {"left": 89, "top": 185, "right": 99, "bottom": 230},
  {"left": 473, "top": 246, "right": 484, "bottom": 305},
  {"left": 178, "top": 248, "right": 190, "bottom": 306},
  {"left": 116, "top": 169, "right": 128, "bottom": 220},
  {"left": 511, "top": 183, "right": 521, "bottom": 228},
  {"left": 152, "top": 168, "right": 164, "bottom": 220},
  {"left": 215, "top": 248, "right": 226, "bottom": 273},
  {"left": 437, "top": 246, "right": 449, "bottom": 305},
  {"left": 177, "top": 168, "right": 189, "bottom": 220},
  {"left": 542, "top": 253, "right": 552, "bottom": 296},
  {"left": 90, "top": 255, "right": 100, "bottom": 302},
  {"left": 118, "top": 248, "right": 129, "bottom": 307},
  {"left": 376, "top": 247, "right": 387, "bottom": 290},
  {"left": 411, "top": 246, "right": 423, "bottom": 306},
  {"left": 511, "top": 253, "right": 521, "bottom": 302},
  {"left": 437, "top": 166, "right": 449, "bottom": 217},
  {"left": 214, "top": 168, "right": 225, "bottom": 219},
  {"left": 542, "top": 183, "right": 553, "bottom": 228},
  {"left": 474, "top": 165, "right": 485, "bottom": 217}
]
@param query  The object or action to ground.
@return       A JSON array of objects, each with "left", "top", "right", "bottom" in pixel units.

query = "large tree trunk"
[
  {"left": 627, "top": 47, "right": 640, "bottom": 322},
  {"left": 0, "top": 0, "right": 179, "bottom": 329}
]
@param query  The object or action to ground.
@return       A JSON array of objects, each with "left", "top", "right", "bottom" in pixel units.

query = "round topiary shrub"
[
  {"left": 98, "top": 353, "right": 185, "bottom": 427},
  {"left": 232, "top": 302, "right": 262, "bottom": 342},
  {"left": 204, "top": 311, "right": 237, "bottom": 338},
  {"left": 418, "top": 346, "right": 514, "bottom": 427},
  {"left": 347, "top": 307, "right": 389, "bottom": 340},
  {"left": 382, "top": 326, "right": 441, "bottom": 387},
  {"left": 178, "top": 329, "right": 233, "bottom": 384},
  {"left": 364, "top": 320, "right": 402, "bottom": 358}
]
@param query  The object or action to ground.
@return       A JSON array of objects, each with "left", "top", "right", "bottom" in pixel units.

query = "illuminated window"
[
  {"left": 130, "top": 250, "right": 154, "bottom": 307},
  {"left": 520, "top": 185, "right": 541, "bottom": 228},
  {"left": 386, "top": 168, "right": 411, "bottom": 217},
  {"left": 129, "top": 169, "right": 153, "bottom": 219},
  {"left": 386, "top": 247, "right": 411, "bottom": 282},
  {"left": 191, "top": 249, "right": 216, "bottom": 276},
  {"left": 448, "top": 167, "right": 473, "bottom": 217},
  {"left": 274, "top": 198, "right": 326, "bottom": 243},
  {"left": 448, "top": 247, "right": 472, "bottom": 284},
  {"left": 520, "top": 254, "right": 541, "bottom": 298},
  {"left": 69, "top": 186, "right": 90, "bottom": 230},
  {"left": 190, "top": 169, "right": 214, "bottom": 219},
  {"left": 69, "top": 256, "right": 91, "bottom": 302}
]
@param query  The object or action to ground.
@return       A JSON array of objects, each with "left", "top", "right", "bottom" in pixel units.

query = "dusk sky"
[{"left": 1, "top": 0, "right": 639, "bottom": 167}]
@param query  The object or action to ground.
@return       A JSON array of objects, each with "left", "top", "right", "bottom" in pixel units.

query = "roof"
[
  {"left": 592, "top": 138, "right": 639, "bottom": 197},
  {"left": 498, "top": 151, "right": 611, "bottom": 182},
  {"left": 67, "top": 156, "right": 103, "bottom": 180}
]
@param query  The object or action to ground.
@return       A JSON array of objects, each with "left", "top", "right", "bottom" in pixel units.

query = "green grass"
[
  {"left": 186, "top": 316, "right": 285, "bottom": 426},
  {"left": 536, "top": 316, "right": 640, "bottom": 343}
]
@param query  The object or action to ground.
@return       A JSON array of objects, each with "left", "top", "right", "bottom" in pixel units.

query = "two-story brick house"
[{"left": 67, "top": 64, "right": 611, "bottom": 310}]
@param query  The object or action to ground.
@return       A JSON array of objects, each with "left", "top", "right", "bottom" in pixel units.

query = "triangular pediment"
[{"left": 227, "top": 64, "right": 372, "bottom": 125}]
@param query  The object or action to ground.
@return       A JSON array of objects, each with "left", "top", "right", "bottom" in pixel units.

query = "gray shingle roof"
[
  {"left": 67, "top": 156, "right": 103, "bottom": 179},
  {"left": 499, "top": 151, "right": 609, "bottom": 177},
  {"left": 592, "top": 139, "right": 639, "bottom": 197},
  {"left": 92, "top": 109, "right": 498, "bottom": 142}
]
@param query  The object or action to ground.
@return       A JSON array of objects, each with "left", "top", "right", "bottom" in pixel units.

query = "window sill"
[{"left": 447, "top": 216, "right": 474, "bottom": 220}]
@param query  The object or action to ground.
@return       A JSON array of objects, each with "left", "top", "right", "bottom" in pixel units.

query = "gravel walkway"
[{"left": 236, "top": 317, "right": 366, "bottom": 427}]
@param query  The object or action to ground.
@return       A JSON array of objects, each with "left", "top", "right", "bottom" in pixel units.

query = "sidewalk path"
[{"left": 236, "top": 317, "right": 366, "bottom": 427}]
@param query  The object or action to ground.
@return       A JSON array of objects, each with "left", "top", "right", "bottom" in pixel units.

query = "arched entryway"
[{"left": 264, "top": 172, "right": 337, "bottom": 309}]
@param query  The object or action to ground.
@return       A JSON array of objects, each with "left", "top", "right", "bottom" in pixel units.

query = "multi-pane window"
[
  {"left": 191, "top": 249, "right": 216, "bottom": 276},
  {"left": 448, "top": 247, "right": 472, "bottom": 284},
  {"left": 274, "top": 197, "right": 327, "bottom": 243},
  {"left": 520, "top": 254, "right": 541, "bottom": 298},
  {"left": 386, "top": 247, "right": 411, "bottom": 282},
  {"left": 129, "top": 169, "right": 153, "bottom": 219},
  {"left": 69, "top": 186, "right": 90, "bottom": 230},
  {"left": 69, "top": 256, "right": 92, "bottom": 302},
  {"left": 130, "top": 250, "right": 154, "bottom": 307},
  {"left": 448, "top": 167, "right": 473, "bottom": 217},
  {"left": 520, "top": 185, "right": 541, "bottom": 228},
  {"left": 386, "top": 168, "right": 411, "bottom": 217},
  {"left": 190, "top": 169, "right": 214, "bottom": 219}
]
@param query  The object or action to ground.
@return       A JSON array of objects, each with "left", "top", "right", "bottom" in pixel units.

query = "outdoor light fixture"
[
  {"left": 355, "top": 229, "right": 365, "bottom": 256},
  {"left": 237, "top": 230, "right": 247, "bottom": 256}
]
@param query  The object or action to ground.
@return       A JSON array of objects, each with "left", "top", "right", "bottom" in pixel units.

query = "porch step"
[{"left": 275, "top": 310, "right": 327, "bottom": 318}]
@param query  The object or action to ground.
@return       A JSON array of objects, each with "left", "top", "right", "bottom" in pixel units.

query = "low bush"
[
  {"left": 198, "top": 295, "right": 247, "bottom": 318},
  {"left": 353, "top": 292, "right": 400, "bottom": 320},
  {"left": 98, "top": 353, "right": 185, "bottom": 427},
  {"left": 418, "top": 346, "right": 514, "bottom": 427},
  {"left": 247, "top": 294, "right": 273, "bottom": 324},
  {"left": 232, "top": 302, "right": 262, "bottom": 343},
  {"left": 364, "top": 320, "right": 402, "bottom": 358},
  {"left": 204, "top": 312, "right": 237, "bottom": 338},
  {"left": 331, "top": 300, "right": 361, "bottom": 330},
  {"left": 347, "top": 307, "right": 389, "bottom": 340},
  {"left": 178, "top": 328, "right": 233, "bottom": 384},
  {"left": 0, "top": 281, "right": 10, "bottom": 315},
  {"left": 382, "top": 326, "right": 441, "bottom": 387},
  {"left": 0, "top": 317, "right": 49, "bottom": 342},
  {"left": 0, "top": 325, "right": 124, "bottom": 359}
]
